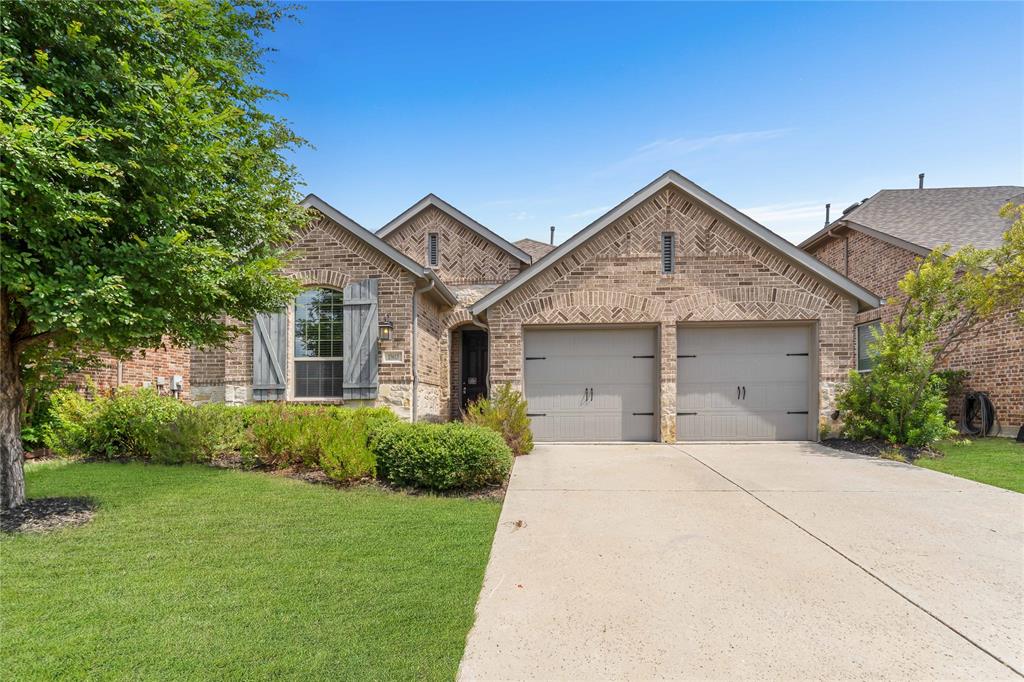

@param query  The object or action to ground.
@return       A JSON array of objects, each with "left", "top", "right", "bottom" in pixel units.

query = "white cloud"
[
  {"left": 564, "top": 205, "right": 612, "bottom": 221},
  {"left": 740, "top": 199, "right": 850, "bottom": 244},
  {"left": 510, "top": 211, "right": 533, "bottom": 222},
  {"left": 597, "top": 128, "right": 791, "bottom": 177}
]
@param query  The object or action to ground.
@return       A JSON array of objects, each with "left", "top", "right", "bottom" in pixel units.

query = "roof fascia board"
[
  {"left": 300, "top": 194, "right": 456, "bottom": 307},
  {"left": 471, "top": 171, "right": 881, "bottom": 315},
  {"left": 841, "top": 219, "right": 933, "bottom": 257},
  {"left": 377, "top": 194, "right": 533, "bottom": 264}
]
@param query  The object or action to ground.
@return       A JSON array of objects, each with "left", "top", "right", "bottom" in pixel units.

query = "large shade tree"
[{"left": 0, "top": 0, "right": 307, "bottom": 507}]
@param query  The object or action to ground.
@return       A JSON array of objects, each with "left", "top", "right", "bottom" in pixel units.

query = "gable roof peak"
[
  {"left": 377, "top": 193, "right": 532, "bottom": 264},
  {"left": 299, "top": 193, "right": 457, "bottom": 306},
  {"left": 470, "top": 170, "right": 880, "bottom": 314}
]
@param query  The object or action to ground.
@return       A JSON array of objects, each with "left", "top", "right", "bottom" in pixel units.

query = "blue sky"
[{"left": 260, "top": 1, "right": 1024, "bottom": 245}]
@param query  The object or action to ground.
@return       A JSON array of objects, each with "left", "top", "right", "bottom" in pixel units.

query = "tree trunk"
[{"left": 1, "top": 298, "right": 26, "bottom": 509}]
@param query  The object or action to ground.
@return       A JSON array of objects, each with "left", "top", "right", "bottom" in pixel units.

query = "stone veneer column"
[{"left": 659, "top": 322, "right": 677, "bottom": 443}]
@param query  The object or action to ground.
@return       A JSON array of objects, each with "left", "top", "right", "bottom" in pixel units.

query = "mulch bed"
[
  {"left": 821, "top": 438, "right": 936, "bottom": 461},
  {"left": 1, "top": 497, "right": 96, "bottom": 534}
]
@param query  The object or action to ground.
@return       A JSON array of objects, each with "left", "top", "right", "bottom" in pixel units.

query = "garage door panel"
[
  {"left": 524, "top": 329, "right": 656, "bottom": 442},
  {"left": 677, "top": 326, "right": 812, "bottom": 441}
]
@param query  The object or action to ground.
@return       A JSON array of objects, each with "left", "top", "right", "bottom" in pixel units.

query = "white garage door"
[
  {"left": 524, "top": 328, "right": 657, "bottom": 442},
  {"left": 677, "top": 326, "right": 813, "bottom": 441}
]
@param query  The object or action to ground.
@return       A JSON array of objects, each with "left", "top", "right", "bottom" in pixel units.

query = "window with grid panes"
[{"left": 293, "top": 288, "right": 344, "bottom": 397}]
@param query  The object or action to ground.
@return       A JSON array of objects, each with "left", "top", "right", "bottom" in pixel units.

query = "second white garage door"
[
  {"left": 677, "top": 325, "right": 814, "bottom": 441},
  {"left": 524, "top": 328, "right": 657, "bottom": 442}
]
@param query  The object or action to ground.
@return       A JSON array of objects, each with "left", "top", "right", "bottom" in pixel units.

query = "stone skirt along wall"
[{"left": 484, "top": 186, "right": 859, "bottom": 443}]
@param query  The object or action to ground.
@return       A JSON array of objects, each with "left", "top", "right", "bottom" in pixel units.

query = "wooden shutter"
[
  {"left": 252, "top": 309, "right": 287, "bottom": 401},
  {"left": 342, "top": 278, "right": 379, "bottom": 399}
]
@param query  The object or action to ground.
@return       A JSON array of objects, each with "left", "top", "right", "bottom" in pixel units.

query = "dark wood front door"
[{"left": 461, "top": 329, "right": 488, "bottom": 410}]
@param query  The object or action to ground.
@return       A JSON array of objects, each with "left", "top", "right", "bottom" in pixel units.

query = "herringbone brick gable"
[{"left": 382, "top": 206, "right": 523, "bottom": 285}]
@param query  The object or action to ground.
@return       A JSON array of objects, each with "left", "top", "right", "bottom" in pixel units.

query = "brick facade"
[
  {"left": 383, "top": 205, "right": 525, "bottom": 285},
  {"left": 68, "top": 343, "right": 190, "bottom": 399},
  {"left": 806, "top": 228, "right": 1024, "bottom": 432},
  {"left": 190, "top": 211, "right": 441, "bottom": 419},
  {"left": 484, "top": 187, "right": 859, "bottom": 442}
]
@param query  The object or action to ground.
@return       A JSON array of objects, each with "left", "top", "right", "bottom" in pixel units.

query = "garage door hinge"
[{"left": 677, "top": 411, "right": 697, "bottom": 416}]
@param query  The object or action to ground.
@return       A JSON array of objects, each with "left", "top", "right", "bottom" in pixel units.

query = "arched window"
[{"left": 293, "top": 288, "right": 344, "bottom": 398}]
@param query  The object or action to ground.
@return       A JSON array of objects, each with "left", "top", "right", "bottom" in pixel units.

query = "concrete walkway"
[{"left": 459, "top": 443, "right": 1024, "bottom": 681}]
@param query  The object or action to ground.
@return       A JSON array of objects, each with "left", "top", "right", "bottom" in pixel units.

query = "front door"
[{"left": 461, "top": 329, "right": 488, "bottom": 410}]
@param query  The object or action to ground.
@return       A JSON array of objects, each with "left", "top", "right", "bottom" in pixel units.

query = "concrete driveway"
[{"left": 459, "top": 443, "right": 1024, "bottom": 681}]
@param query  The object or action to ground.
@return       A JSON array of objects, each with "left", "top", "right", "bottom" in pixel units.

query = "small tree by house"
[
  {"left": 0, "top": 1, "right": 307, "bottom": 508},
  {"left": 837, "top": 203, "right": 1024, "bottom": 446}
]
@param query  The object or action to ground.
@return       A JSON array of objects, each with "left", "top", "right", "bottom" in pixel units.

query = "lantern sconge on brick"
[{"left": 378, "top": 315, "right": 394, "bottom": 341}]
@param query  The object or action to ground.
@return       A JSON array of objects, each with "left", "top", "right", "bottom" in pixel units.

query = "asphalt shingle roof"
[
  {"left": 514, "top": 238, "right": 557, "bottom": 261},
  {"left": 842, "top": 186, "right": 1022, "bottom": 252}
]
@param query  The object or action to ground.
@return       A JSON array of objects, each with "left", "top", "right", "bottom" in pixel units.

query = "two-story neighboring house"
[
  {"left": 800, "top": 185, "right": 1023, "bottom": 435},
  {"left": 191, "top": 171, "right": 882, "bottom": 443}
]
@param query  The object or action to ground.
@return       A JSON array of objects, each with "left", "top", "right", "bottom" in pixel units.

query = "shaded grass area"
[
  {"left": 917, "top": 438, "right": 1024, "bottom": 493},
  {"left": 1, "top": 461, "right": 501, "bottom": 680}
]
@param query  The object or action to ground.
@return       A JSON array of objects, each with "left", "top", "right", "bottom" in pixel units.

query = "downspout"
[{"left": 410, "top": 278, "right": 436, "bottom": 422}]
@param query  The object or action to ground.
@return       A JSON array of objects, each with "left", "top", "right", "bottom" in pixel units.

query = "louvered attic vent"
[
  {"left": 661, "top": 232, "right": 676, "bottom": 274},
  {"left": 427, "top": 232, "right": 440, "bottom": 268}
]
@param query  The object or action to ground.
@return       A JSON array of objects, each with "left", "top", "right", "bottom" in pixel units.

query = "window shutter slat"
[
  {"left": 342, "top": 278, "right": 379, "bottom": 399},
  {"left": 253, "top": 309, "right": 287, "bottom": 401}
]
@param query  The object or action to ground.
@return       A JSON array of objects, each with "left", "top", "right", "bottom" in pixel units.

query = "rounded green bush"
[{"left": 371, "top": 421, "right": 513, "bottom": 491}]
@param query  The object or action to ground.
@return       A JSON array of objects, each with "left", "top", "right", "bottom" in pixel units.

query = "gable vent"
[
  {"left": 661, "top": 232, "right": 676, "bottom": 274},
  {"left": 427, "top": 232, "right": 439, "bottom": 268}
]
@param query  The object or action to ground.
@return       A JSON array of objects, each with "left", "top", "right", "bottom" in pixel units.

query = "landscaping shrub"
[
  {"left": 837, "top": 326, "right": 957, "bottom": 447},
  {"left": 464, "top": 384, "right": 534, "bottom": 456},
  {"left": 372, "top": 421, "right": 512, "bottom": 491},
  {"left": 244, "top": 404, "right": 396, "bottom": 482},
  {"left": 44, "top": 387, "right": 186, "bottom": 460},
  {"left": 148, "top": 404, "right": 246, "bottom": 464}
]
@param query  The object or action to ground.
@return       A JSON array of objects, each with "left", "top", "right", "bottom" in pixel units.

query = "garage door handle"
[
  {"left": 737, "top": 386, "right": 740, "bottom": 400},
  {"left": 742, "top": 386, "right": 746, "bottom": 400}
]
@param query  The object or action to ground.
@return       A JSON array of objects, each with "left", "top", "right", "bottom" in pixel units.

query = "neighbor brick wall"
[
  {"left": 382, "top": 206, "right": 524, "bottom": 285},
  {"left": 486, "top": 186, "right": 859, "bottom": 442},
  {"left": 807, "top": 229, "right": 1024, "bottom": 431},
  {"left": 68, "top": 343, "right": 190, "bottom": 400}
]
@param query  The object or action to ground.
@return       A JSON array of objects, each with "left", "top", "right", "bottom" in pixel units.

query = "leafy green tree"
[
  {"left": 0, "top": 1, "right": 306, "bottom": 507},
  {"left": 838, "top": 203, "right": 1024, "bottom": 446}
]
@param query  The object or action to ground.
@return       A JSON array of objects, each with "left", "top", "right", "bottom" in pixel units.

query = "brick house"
[
  {"left": 192, "top": 171, "right": 881, "bottom": 443},
  {"left": 65, "top": 345, "right": 190, "bottom": 400},
  {"left": 799, "top": 185, "right": 1023, "bottom": 435}
]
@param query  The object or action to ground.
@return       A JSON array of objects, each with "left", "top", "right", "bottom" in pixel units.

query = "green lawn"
[
  {"left": 1, "top": 461, "right": 501, "bottom": 680},
  {"left": 917, "top": 438, "right": 1024, "bottom": 493}
]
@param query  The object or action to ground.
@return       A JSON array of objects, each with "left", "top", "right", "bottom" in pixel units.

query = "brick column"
[{"left": 659, "top": 322, "right": 677, "bottom": 443}]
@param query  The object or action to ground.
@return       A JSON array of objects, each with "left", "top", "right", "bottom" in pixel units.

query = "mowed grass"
[
  {"left": 917, "top": 438, "right": 1024, "bottom": 493},
  {"left": 1, "top": 461, "right": 502, "bottom": 680}
]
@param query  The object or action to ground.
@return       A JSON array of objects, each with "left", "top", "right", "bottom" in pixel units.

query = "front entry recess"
[
  {"left": 524, "top": 328, "right": 657, "bottom": 442},
  {"left": 461, "top": 329, "right": 488, "bottom": 410}
]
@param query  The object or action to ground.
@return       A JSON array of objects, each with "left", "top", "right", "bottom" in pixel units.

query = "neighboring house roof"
[
  {"left": 377, "top": 194, "right": 533, "bottom": 264},
  {"left": 471, "top": 171, "right": 881, "bottom": 315},
  {"left": 299, "top": 194, "right": 458, "bottom": 307},
  {"left": 514, "top": 238, "right": 557, "bottom": 261},
  {"left": 799, "top": 186, "right": 1022, "bottom": 254}
]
